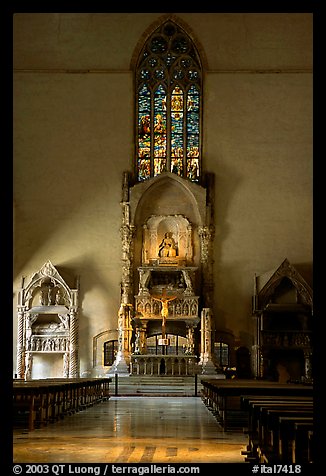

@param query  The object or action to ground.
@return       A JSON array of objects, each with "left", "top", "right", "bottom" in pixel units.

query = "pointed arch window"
[{"left": 136, "top": 20, "right": 202, "bottom": 182}]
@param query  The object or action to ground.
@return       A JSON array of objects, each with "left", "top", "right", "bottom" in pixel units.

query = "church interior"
[{"left": 12, "top": 12, "right": 315, "bottom": 467}]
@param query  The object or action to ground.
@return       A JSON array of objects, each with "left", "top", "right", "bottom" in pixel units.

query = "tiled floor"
[{"left": 13, "top": 396, "right": 248, "bottom": 463}]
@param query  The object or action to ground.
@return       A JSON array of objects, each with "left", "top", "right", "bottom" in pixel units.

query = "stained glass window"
[{"left": 136, "top": 20, "right": 202, "bottom": 182}]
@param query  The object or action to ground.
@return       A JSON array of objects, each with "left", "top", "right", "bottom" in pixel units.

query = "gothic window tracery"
[{"left": 136, "top": 20, "right": 202, "bottom": 182}]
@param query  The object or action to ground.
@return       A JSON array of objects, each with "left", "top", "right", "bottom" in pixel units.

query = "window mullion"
[
  {"left": 183, "top": 86, "right": 187, "bottom": 178},
  {"left": 150, "top": 87, "right": 155, "bottom": 177},
  {"left": 166, "top": 90, "right": 172, "bottom": 173}
]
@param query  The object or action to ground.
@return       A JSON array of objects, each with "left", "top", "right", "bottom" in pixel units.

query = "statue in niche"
[
  {"left": 58, "top": 314, "right": 69, "bottom": 330},
  {"left": 133, "top": 329, "right": 141, "bottom": 355},
  {"left": 63, "top": 353, "right": 69, "bottom": 377},
  {"left": 158, "top": 232, "right": 177, "bottom": 258},
  {"left": 48, "top": 287, "right": 53, "bottom": 305},
  {"left": 24, "top": 353, "right": 32, "bottom": 380},
  {"left": 39, "top": 290, "right": 46, "bottom": 305}
]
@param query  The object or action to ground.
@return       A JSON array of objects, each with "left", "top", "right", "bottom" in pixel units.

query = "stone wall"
[{"left": 13, "top": 13, "right": 313, "bottom": 375}]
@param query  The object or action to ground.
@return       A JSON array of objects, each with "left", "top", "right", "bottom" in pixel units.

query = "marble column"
[
  {"left": 303, "top": 350, "right": 312, "bottom": 381},
  {"left": 200, "top": 308, "right": 217, "bottom": 374},
  {"left": 112, "top": 304, "right": 132, "bottom": 375},
  {"left": 120, "top": 180, "right": 135, "bottom": 306},
  {"left": 198, "top": 225, "right": 215, "bottom": 309},
  {"left": 69, "top": 311, "right": 79, "bottom": 378},
  {"left": 16, "top": 308, "right": 25, "bottom": 378}
]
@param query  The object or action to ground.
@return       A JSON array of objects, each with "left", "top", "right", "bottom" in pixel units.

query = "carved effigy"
[{"left": 15, "top": 260, "right": 79, "bottom": 379}]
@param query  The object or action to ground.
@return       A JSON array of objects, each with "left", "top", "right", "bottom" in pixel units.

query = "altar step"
[{"left": 110, "top": 375, "right": 202, "bottom": 396}]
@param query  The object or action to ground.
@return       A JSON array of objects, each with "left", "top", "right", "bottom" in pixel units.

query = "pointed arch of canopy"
[{"left": 256, "top": 258, "right": 313, "bottom": 310}]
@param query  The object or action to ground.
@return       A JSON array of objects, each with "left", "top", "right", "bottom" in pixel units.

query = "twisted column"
[
  {"left": 16, "top": 309, "right": 25, "bottom": 378},
  {"left": 69, "top": 311, "right": 78, "bottom": 377}
]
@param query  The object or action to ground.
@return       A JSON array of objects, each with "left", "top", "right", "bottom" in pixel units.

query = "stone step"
[
  {"left": 110, "top": 374, "right": 202, "bottom": 396},
  {"left": 128, "top": 377, "right": 196, "bottom": 383}
]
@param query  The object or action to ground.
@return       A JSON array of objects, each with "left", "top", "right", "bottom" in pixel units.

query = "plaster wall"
[{"left": 13, "top": 13, "right": 312, "bottom": 374}]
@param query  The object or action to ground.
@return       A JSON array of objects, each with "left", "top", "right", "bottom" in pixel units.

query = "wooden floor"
[{"left": 13, "top": 396, "right": 248, "bottom": 463}]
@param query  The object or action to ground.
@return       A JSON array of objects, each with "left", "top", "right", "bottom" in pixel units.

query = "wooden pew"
[
  {"left": 259, "top": 405, "right": 313, "bottom": 462},
  {"left": 278, "top": 416, "right": 314, "bottom": 463},
  {"left": 13, "top": 378, "right": 111, "bottom": 431},
  {"left": 239, "top": 395, "right": 313, "bottom": 463},
  {"left": 201, "top": 379, "right": 313, "bottom": 431}
]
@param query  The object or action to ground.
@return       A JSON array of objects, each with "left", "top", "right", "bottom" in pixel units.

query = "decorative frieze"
[
  {"left": 261, "top": 331, "right": 311, "bottom": 348},
  {"left": 135, "top": 295, "right": 199, "bottom": 319}
]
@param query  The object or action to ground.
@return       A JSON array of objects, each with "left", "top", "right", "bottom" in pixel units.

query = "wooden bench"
[
  {"left": 259, "top": 405, "right": 312, "bottom": 462},
  {"left": 239, "top": 395, "right": 313, "bottom": 463},
  {"left": 201, "top": 379, "right": 313, "bottom": 431},
  {"left": 278, "top": 416, "right": 313, "bottom": 463},
  {"left": 13, "top": 378, "right": 111, "bottom": 431}
]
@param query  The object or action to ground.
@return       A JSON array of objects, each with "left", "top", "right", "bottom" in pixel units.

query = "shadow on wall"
[
  {"left": 212, "top": 159, "right": 243, "bottom": 272},
  {"left": 235, "top": 346, "right": 252, "bottom": 379},
  {"left": 72, "top": 257, "right": 120, "bottom": 378}
]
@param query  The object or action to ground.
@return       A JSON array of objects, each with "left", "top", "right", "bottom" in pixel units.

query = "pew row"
[
  {"left": 240, "top": 395, "right": 313, "bottom": 463},
  {"left": 200, "top": 379, "right": 313, "bottom": 432},
  {"left": 13, "top": 378, "right": 111, "bottom": 431}
]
